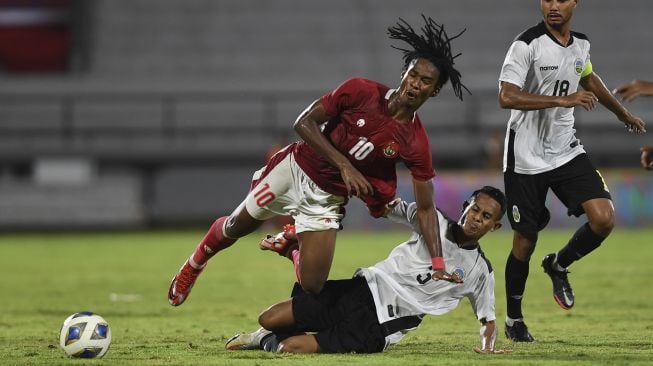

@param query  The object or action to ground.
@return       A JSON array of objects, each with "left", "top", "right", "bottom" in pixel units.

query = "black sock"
[
  {"left": 505, "top": 252, "right": 529, "bottom": 320},
  {"left": 261, "top": 331, "right": 303, "bottom": 352},
  {"left": 557, "top": 223, "right": 606, "bottom": 268},
  {"left": 261, "top": 333, "right": 280, "bottom": 352}
]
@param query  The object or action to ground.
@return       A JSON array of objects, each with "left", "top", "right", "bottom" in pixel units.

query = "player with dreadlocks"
[
  {"left": 167, "top": 15, "right": 469, "bottom": 308},
  {"left": 388, "top": 15, "right": 469, "bottom": 100}
]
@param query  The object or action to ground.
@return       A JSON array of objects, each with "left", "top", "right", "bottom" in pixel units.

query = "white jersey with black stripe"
[
  {"left": 355, "top": 201, "right": 495, "bottom": 348},
  {"left": 499, "top": 21, "right": 591, "bottom": 174}
]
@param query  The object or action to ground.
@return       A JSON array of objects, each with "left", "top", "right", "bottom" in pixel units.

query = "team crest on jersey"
[
  {"left": 382, "top": 141, "right": 400, "bottom": 158},
  {"left": 356, "top": 119, "right": 366, "bottom": 127},
  {"left": 453, "top": 266, "right": 466, "bottom": 281},
  {"left": 574, "top": 58, "right": 584, "bottom": 75},
  {"left": 512, "top": 205, "right": 521, "bottom": 223}
]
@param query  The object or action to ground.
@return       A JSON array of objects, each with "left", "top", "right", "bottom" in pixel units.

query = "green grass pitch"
[{"left": 1, "top": 228, "right": 652, "bottom": 365}]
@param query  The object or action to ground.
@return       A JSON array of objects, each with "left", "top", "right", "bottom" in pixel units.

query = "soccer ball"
[{"left": 59, "top": 311, "right": 111, "bottom": 358}]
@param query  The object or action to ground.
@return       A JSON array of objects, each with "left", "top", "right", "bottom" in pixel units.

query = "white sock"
[{"left": 188, "top": 257, "right": 206, "bottom": 270}]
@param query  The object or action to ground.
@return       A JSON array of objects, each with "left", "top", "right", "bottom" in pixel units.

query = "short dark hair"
[
  {"left": 387, "top": 14, "right": 470, "bottom": 100},
  {"left": 463, "top": 186, "right": 507, "bottom": 219}
]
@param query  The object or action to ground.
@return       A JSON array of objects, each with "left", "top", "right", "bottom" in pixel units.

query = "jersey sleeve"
[
  {"left": 386, "top": 200, "right": 419, "bottom": 231},
  {"left": 403, "top": 123, "right": 436, "bottom": 181},
  {"left": 499, "top": 41, "right": 533, "bottom": 89},
  {"left": 320, "top": 78, "right": 368, "bottom": 117},
  {"left": 579, "top": 38, "right": 592, "bottom": 78},
  {"left": 468, "top": 272, "right": 496, "bottom": 322},
  {"left": 580, "top": 59, "right": 593, "bottom": 78},
  {"left": 581, "top": 47, "right": 592, "bottom": 78}
]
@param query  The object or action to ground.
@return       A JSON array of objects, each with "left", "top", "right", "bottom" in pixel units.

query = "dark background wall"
[{"left": 0, "top": 0, "right": 651, "bottom": 229}]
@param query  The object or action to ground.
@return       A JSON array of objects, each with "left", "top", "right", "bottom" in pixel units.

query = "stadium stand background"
[{"left": 0, "top": 0, "right": 651, "bottom": 229}]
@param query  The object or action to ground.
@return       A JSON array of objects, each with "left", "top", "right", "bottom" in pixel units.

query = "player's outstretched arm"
[
  {"left": 580, "top": 72, "right": 647, "bottom": 134},
  {"left": 293, "top": 100, "right": 373, "bottom": 197},
  {"left": 473, "top": 320, "right": 511, "bottom": 354},
  {"left": 613, "top": 79, "right": 653, "bottom": 102},
  {"left": 499, "top": 81, "right": 597, "bottom": 111},
  {"left": 412, "top": 179, "right": 461, "bottom": 283}
]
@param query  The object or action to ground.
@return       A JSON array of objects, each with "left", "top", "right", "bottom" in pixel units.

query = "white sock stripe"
[
  {"left": 505, "top": 317, "right": 523, "bottom": 326},
  {"left": 187, "top": 257, "right": 205, "bottom": 269}
]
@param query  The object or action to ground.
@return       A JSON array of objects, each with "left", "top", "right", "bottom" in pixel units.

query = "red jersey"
[{"left": 293, "top": 78, "right": 436, "bottom": 218}]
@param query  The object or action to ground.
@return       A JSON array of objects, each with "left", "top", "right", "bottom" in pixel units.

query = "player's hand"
[
  {"left": 613, "top": 80, "right": 653, "bottom": 102},
  {"left": 339, "top": 163, "right": 373, "bottom": 197},
  {"left": 473, "top": 347, "right": 512, "bottom": 354},
  {"left": 563, "top": 91, "right": 597, "bottom": 110},
  {"left": 641, "top": 146, "right": 653, "bottom": 170},
  {"left": 382, "top": 198, "right": 402, "bottom": 217},
  {"left": 619, "top": 113, "right": 647, "bottom": 134},
  {"left": 432, "top": 269, "right": 464, "bottom": 284}
]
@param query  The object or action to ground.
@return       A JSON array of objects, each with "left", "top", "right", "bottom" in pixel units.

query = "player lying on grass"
[{"left": 225, "top": 186, "right": 510, "bottom": 354}]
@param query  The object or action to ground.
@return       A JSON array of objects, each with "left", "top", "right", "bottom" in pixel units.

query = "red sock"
[
  {"left": 190, "top": 216, "right": 237, "bottom": 268},
  {"left": 291, "top": 248, "right": 301, "bottom": 284}
]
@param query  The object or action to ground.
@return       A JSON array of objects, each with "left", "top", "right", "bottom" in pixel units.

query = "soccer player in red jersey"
[{"left": 167, "top": 15, "right": 469, "bottom": 306}]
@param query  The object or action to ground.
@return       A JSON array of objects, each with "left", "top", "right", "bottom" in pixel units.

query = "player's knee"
[
  {"left": 223, "top": 215, "right": 240, "bottom": 238},
  {"left": 224, "top": 209, "right": 262, "bottom": 238},
  {"left": 512, "top": 231, "right": 536, "bottom": 261},
  {"left": 257, "top": 306, "right": 284, "bottom": 330},
  {"left": 257, "top": 310, "right": 274, "bottom": 330},
  {"left": 589, "top": 211, "right": 615, "bottom": 236}
]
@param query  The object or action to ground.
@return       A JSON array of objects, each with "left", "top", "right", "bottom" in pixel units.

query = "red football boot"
[
  {"left": 260, "top": 224, "right": 298, "bottom": 260},
  {"left": 167, "top": 260, "right": 203, "bottom": 306}
]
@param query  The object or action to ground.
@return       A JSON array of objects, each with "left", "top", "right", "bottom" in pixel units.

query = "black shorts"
[
  {"left": 291, "top": 277, "right": 386, "bottom": 353},
  {"left": 504, "top": 154, "right": 611, "bottom": 241}
]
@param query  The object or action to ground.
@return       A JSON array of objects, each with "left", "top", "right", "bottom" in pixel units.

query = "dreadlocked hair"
[{"left": 387, "top": 14, "right": 470, "bottom": 100}]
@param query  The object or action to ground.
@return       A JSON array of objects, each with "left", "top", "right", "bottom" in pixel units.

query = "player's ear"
[
  {"left": 431, "top": 88, "right": 440, "bottom": 97},
  {"left": 491, "top": 222, "right": 502, "bottom": 232}
]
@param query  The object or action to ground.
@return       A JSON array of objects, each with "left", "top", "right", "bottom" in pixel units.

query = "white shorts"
[{"left": 243, "top": 149, "right": 345, "bottom": 233}]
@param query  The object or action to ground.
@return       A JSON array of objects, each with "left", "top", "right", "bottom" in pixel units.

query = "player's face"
[
  {"left": 398, "top": 58, "right": 440, "bottom": 109},
  {"left": 541, "top": 0, "right": 577, "bottom": 29},
  {"left": 460, "top": 193, "right": 502, "bottom": 240}
]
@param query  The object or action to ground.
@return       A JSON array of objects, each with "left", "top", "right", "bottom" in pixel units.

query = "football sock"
[
  {"left": 261, "top": 332, "right": 304, "bottom": 352},
  {"left": 556, "top": 222, "right": 605, "bottom": 269},
  {"left": 505, "top": 252, "right": 529, "bottom": 320},
  {"left": 190, "top": 216, "right": 237, "bottom": 268},
  {"left": 261, "top": 333, "right": 281, "bottom": 352},
  {"left": 505, "top": 317, "right": 523, "bottom": 327}
]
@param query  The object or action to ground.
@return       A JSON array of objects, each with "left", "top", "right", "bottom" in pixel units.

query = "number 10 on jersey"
[{"left": 349, "top": 137, "right": 374, "bottom": 160}]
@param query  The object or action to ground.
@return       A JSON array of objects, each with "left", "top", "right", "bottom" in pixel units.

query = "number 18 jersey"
[{"left": 499, "top": 21, "right": 591, "bottom": 175}]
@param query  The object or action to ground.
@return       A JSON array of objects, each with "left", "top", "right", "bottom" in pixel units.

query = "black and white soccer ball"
[{"left": 59, "top": 311, "right": 111, "bottom": 358}]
